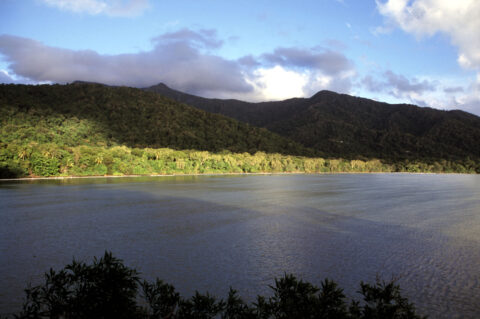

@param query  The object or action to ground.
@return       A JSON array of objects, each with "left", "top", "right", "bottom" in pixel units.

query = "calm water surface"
[{"left": 1, "top": 174, "right": 479, "bottom": 318}]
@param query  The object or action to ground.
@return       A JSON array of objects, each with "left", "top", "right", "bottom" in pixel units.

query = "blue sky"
[{"left": 1, "top": 0, "right": 479, "bottom": 115}]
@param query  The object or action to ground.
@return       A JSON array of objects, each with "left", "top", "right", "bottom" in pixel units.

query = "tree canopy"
[
  {"left": 12, "top": 252, "right": 426, "bottom": 319},
  {"left": 1, "top": 83, "right": 478, "bottom": 178}
]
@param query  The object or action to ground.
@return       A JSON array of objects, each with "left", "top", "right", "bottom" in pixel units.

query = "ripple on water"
[{"left": 0, "top": 174, "right": 480, "bottom": 318}]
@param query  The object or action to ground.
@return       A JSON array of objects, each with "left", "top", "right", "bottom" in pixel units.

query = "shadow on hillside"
[
  {"left": 1, "top": 83, "right": 315, "bottom": 157},
  {"left": 3, "top": 83, "right": 480, "bottom": 163}
]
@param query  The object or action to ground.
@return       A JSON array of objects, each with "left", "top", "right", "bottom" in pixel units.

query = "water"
[{"left": 1, "top": 174, "right": 479, "bottom": 318}]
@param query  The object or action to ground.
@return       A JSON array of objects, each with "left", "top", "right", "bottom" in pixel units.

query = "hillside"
[
  {"left": 0, "top": 83, "right": 320, "bottom": 177},
  {"left": 1, "top": 82, "right": 478, "bottom": 178},
  {"left": 145, "top": 84, "right": 480, "bottom": 162},
  {"left": 0, "top": 83, "right": 311, "bottom": 155}
]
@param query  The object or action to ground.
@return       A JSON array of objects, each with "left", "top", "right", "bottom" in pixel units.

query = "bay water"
[{"left": 1, "top": 174, "right": 479, "bottom": 318}]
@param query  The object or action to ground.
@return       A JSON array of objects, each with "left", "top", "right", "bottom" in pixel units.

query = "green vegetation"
[
  {"left": 146, "top": 83, "right": 480, "bottom": 164},
  {"left": 12, "top": 252, "right": 426, "bottom": 319},
  {"left": 0, "top": 82, "right": 311, "bottom": 153},
  {"left": 1, "top": 83, "right": 478, "bottom": 178},
  {"left": 2, "top": 142, "right": 477, "bottom": 178}
]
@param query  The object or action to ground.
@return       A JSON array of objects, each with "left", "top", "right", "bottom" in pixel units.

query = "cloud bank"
[
  {"left": 0, "top": 32, "right": 251, "bottom": 97},
  {"left": 0, "top": 30, "right": 355, "bottom": 101}
]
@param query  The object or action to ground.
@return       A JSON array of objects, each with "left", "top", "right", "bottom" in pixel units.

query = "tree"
[
  {"left": 17, "top": 252, "right": 141, "bottom": 319},
  {"left": 13, "top": 253, "right": 427, "bottom": 319}
]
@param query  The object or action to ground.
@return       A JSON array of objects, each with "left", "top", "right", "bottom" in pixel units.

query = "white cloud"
[
  {"left": 40, "top": 0, "right": 150, "bottom": 17},
  {"left": 0, "top": 70, "right": 14, "bottom": 83},
  {"left": 362, "top": 70, "right": 436, "bottom": 98},
  {"left": 376, "top": 0, "right": 480, "bottom": 71},
  {"left": 361, "top": 70, "right": 480, "bottom": 115},
  {"left": 0, "top": 69, "right": 50, "bottom": 85},
  {"left": 454, "top": 75, "right": 480, "bottom": 114},
  {"left": 247, "top": 66, "right": 309, "bottom": 101},
  {"left": 375, "top": 0, "right": 480, "bottom": 115},
  {"left": 245, "top": 65, "right": 354, "bottom": 102},
  {"left": 256, "top": 46, "right": 356, "bottom": 97}
]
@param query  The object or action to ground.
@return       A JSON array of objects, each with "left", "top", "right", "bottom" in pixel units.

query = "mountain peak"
[
  {"left": 142, "top": 83, "right": 480, "bottom": 162},
  {"left": 149, "top": 82, "right": 171, "bottom": 89},
  {"left": 310, "top": 90, "right": 340, "bottom": 100}
]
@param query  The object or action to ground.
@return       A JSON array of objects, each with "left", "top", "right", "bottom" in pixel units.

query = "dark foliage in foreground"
[{"left": 12, "top": 252, "right": 426, "bottom": 319}]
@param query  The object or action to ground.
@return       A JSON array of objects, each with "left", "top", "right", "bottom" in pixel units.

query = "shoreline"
[{"left": 0, "top": 171, "right": 475, "bottom": 182}]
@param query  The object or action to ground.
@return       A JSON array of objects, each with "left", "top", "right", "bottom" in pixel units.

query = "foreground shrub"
[{"left": 13, "top": 252, "right": 426, "bottom": 319}]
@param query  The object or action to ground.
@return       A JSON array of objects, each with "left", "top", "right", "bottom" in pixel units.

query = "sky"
[{"left": 0, "top": 0, "right": 479, "bottom": 115}]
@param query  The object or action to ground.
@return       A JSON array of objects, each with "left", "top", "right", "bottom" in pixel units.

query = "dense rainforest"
[
  {"left": 0, "top": 82, "right": 478, "bottom": 178},
  {"left": 146, "top": 83, "right": 480, "bottom": 163}
]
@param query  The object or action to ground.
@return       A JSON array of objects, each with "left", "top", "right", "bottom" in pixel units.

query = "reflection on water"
[{"left": 1, "top": 174, "right": 480, "bottom": 318}]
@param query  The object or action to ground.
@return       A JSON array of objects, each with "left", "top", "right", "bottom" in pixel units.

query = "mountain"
[
  {"left": 0, "top": 82, "right": 313, "bottom": 155},
  {"left": 1, "top": 82, "right": 478, "bottom": 178},
  {"left": 145, "top": 83, "right": 480, "bottom": 161}
]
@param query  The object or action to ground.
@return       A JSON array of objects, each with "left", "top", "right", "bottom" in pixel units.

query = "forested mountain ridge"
[
  {"left": 0, "top": 83, "right": 311, "bottom": 155},
  {"left": 0, "top": 83, "right": 327, "bottom": 178},
  {"left": 1, "top": 82, "right": 478, "bottom": 178},
  {"left": 145, "top": 83, "right": 480, "bottom": 161}
]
